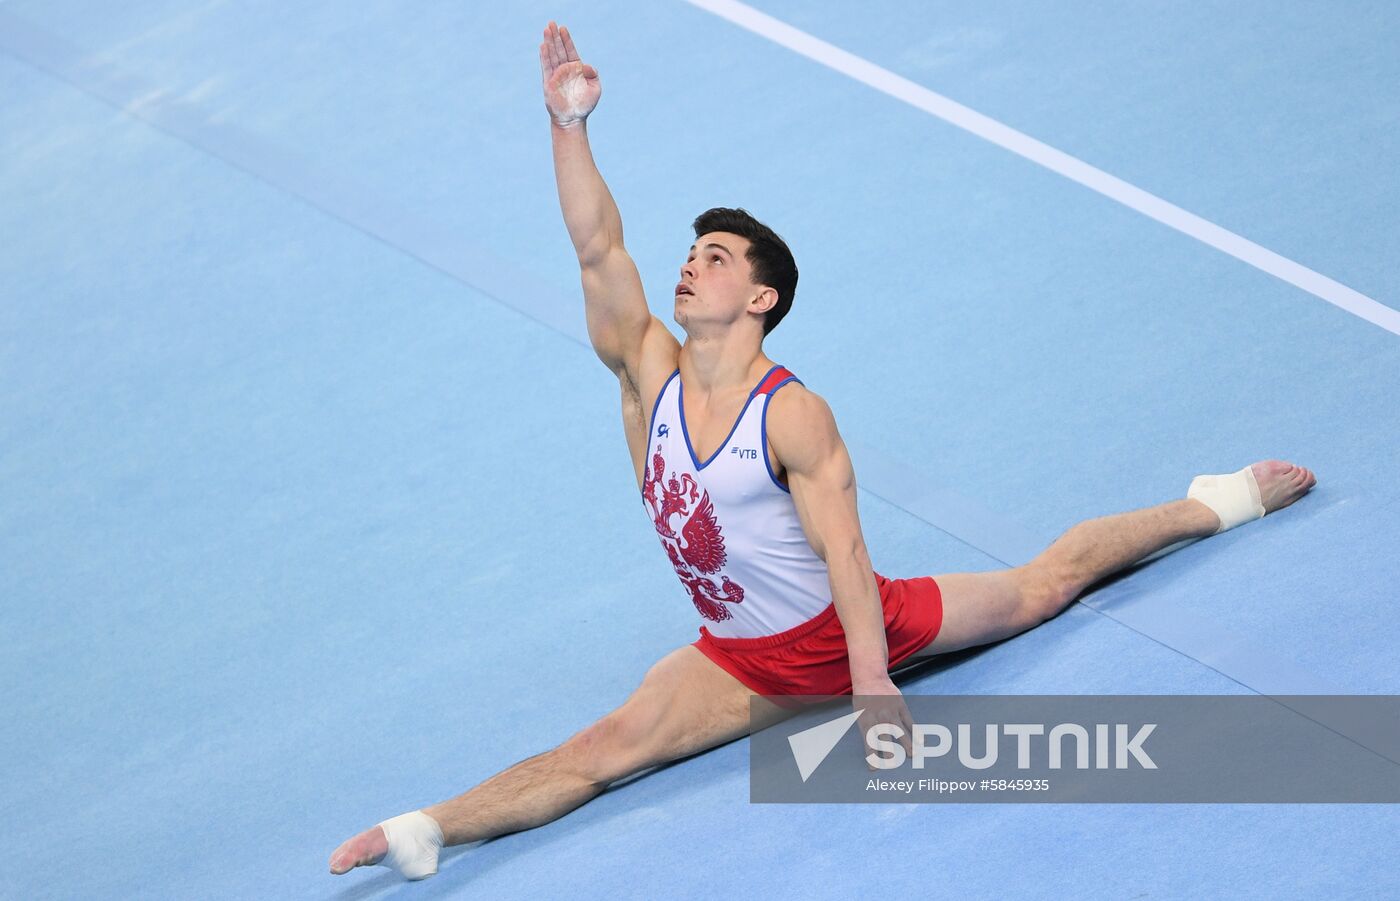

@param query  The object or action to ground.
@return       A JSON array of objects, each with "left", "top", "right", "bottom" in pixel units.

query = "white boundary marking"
[{"left": 685, "top": 0, "right": 1400, "bottom": 337}]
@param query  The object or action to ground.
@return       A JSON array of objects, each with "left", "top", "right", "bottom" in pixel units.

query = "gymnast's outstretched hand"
[{"left": 539, "top": 21, "right": 600, "bottom": 128}]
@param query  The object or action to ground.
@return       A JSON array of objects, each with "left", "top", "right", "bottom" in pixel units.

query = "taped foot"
[
  {"left": 1188, "top": 460, "right": 1315, "bottom": 533},
  {"left": 329, "top": 811, "right": 444, "bottom": 880}
]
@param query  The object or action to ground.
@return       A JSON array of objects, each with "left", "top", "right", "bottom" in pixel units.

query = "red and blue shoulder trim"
[{"left": 755, "top": 365, "right": 799, "bottom": 396}]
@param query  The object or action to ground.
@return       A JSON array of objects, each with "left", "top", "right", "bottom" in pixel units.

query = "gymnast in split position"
[{"left": 330, "top": 22, "right": 1314, "bottom": 880}]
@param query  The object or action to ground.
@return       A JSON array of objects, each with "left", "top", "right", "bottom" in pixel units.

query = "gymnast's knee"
[
  {"left": 556, "top": 692, "right": 667, "bottom": 788},
  {"left": 1012, "top": 563, "right": 1078, "bottom": 627}
]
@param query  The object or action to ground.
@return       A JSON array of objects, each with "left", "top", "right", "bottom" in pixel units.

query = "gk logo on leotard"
[
  {"left": 731, "top": 447, "right": 758, "bottom": 460},
  {"left": 657, "top": 424, "right": 669, "bottom": 437}
]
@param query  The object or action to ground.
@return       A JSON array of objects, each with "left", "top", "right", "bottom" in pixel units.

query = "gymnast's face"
[{"left": 676, "top": 232, "right": 769, "bottom": 333}]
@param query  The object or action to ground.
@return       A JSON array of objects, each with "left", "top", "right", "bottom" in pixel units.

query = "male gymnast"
[{"left": 329, "top": 22, "right": 1315, "bottom": 880}]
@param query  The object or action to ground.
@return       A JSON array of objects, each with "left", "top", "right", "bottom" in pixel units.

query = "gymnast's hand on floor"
[
  {"left": 539, "top": 20, "right": 600, "bottom": 128},
  {"left": 853, "top": 675, "right": 915, "bottom": 769}
]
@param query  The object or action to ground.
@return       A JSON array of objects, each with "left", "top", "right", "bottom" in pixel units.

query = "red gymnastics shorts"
[{"left": 692, "top": 572, "right": 943, "bottom": 698}]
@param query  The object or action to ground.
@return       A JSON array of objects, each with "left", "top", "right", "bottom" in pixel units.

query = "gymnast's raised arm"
[{"left": 540, "top": 21, "right": 661, "bottom": 385}]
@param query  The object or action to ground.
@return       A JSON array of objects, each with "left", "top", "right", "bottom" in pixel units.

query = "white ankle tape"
[
  {"left": 1187, "top": 466, "right": 1265, "bottom": 534},
  {"left": 377, "top": 810, "right": 444, "bottom": 881}
]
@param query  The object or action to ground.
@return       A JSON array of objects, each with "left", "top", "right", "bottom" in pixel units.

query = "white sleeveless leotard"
[{"left": 641, "top": 364, "right": 833, "bottom": 639}]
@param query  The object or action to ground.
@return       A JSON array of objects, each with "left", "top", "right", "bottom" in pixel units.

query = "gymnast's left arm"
[{"left": 768, "top": 387, "right": 915, "bottom": 750}]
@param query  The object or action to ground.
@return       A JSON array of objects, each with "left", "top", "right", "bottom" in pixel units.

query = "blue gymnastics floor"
[{"left": 2, "top": 2, "right": 1397, "bottom": 897}]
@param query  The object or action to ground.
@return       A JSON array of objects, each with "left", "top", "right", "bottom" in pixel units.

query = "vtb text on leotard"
[{"left": 641, "top": 364, "right": 833, "bottom": 639}]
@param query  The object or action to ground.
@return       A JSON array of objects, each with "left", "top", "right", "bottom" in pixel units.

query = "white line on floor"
[{"left": 685, "top": 0, "right": 1400, "bottom": 337}]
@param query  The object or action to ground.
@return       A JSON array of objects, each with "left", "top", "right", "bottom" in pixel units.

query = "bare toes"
[{"left": 329, "top": 827, "right": 388, "bottom": 875}]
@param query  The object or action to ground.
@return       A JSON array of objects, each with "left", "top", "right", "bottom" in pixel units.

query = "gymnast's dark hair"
[{"left": 692, "top": 207, "right": 798, "bottom": 336}]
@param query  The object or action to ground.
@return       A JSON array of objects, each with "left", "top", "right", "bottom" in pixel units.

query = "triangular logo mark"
[{"left": 788, "top": 709, "right": 863, "bottom": 782}]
